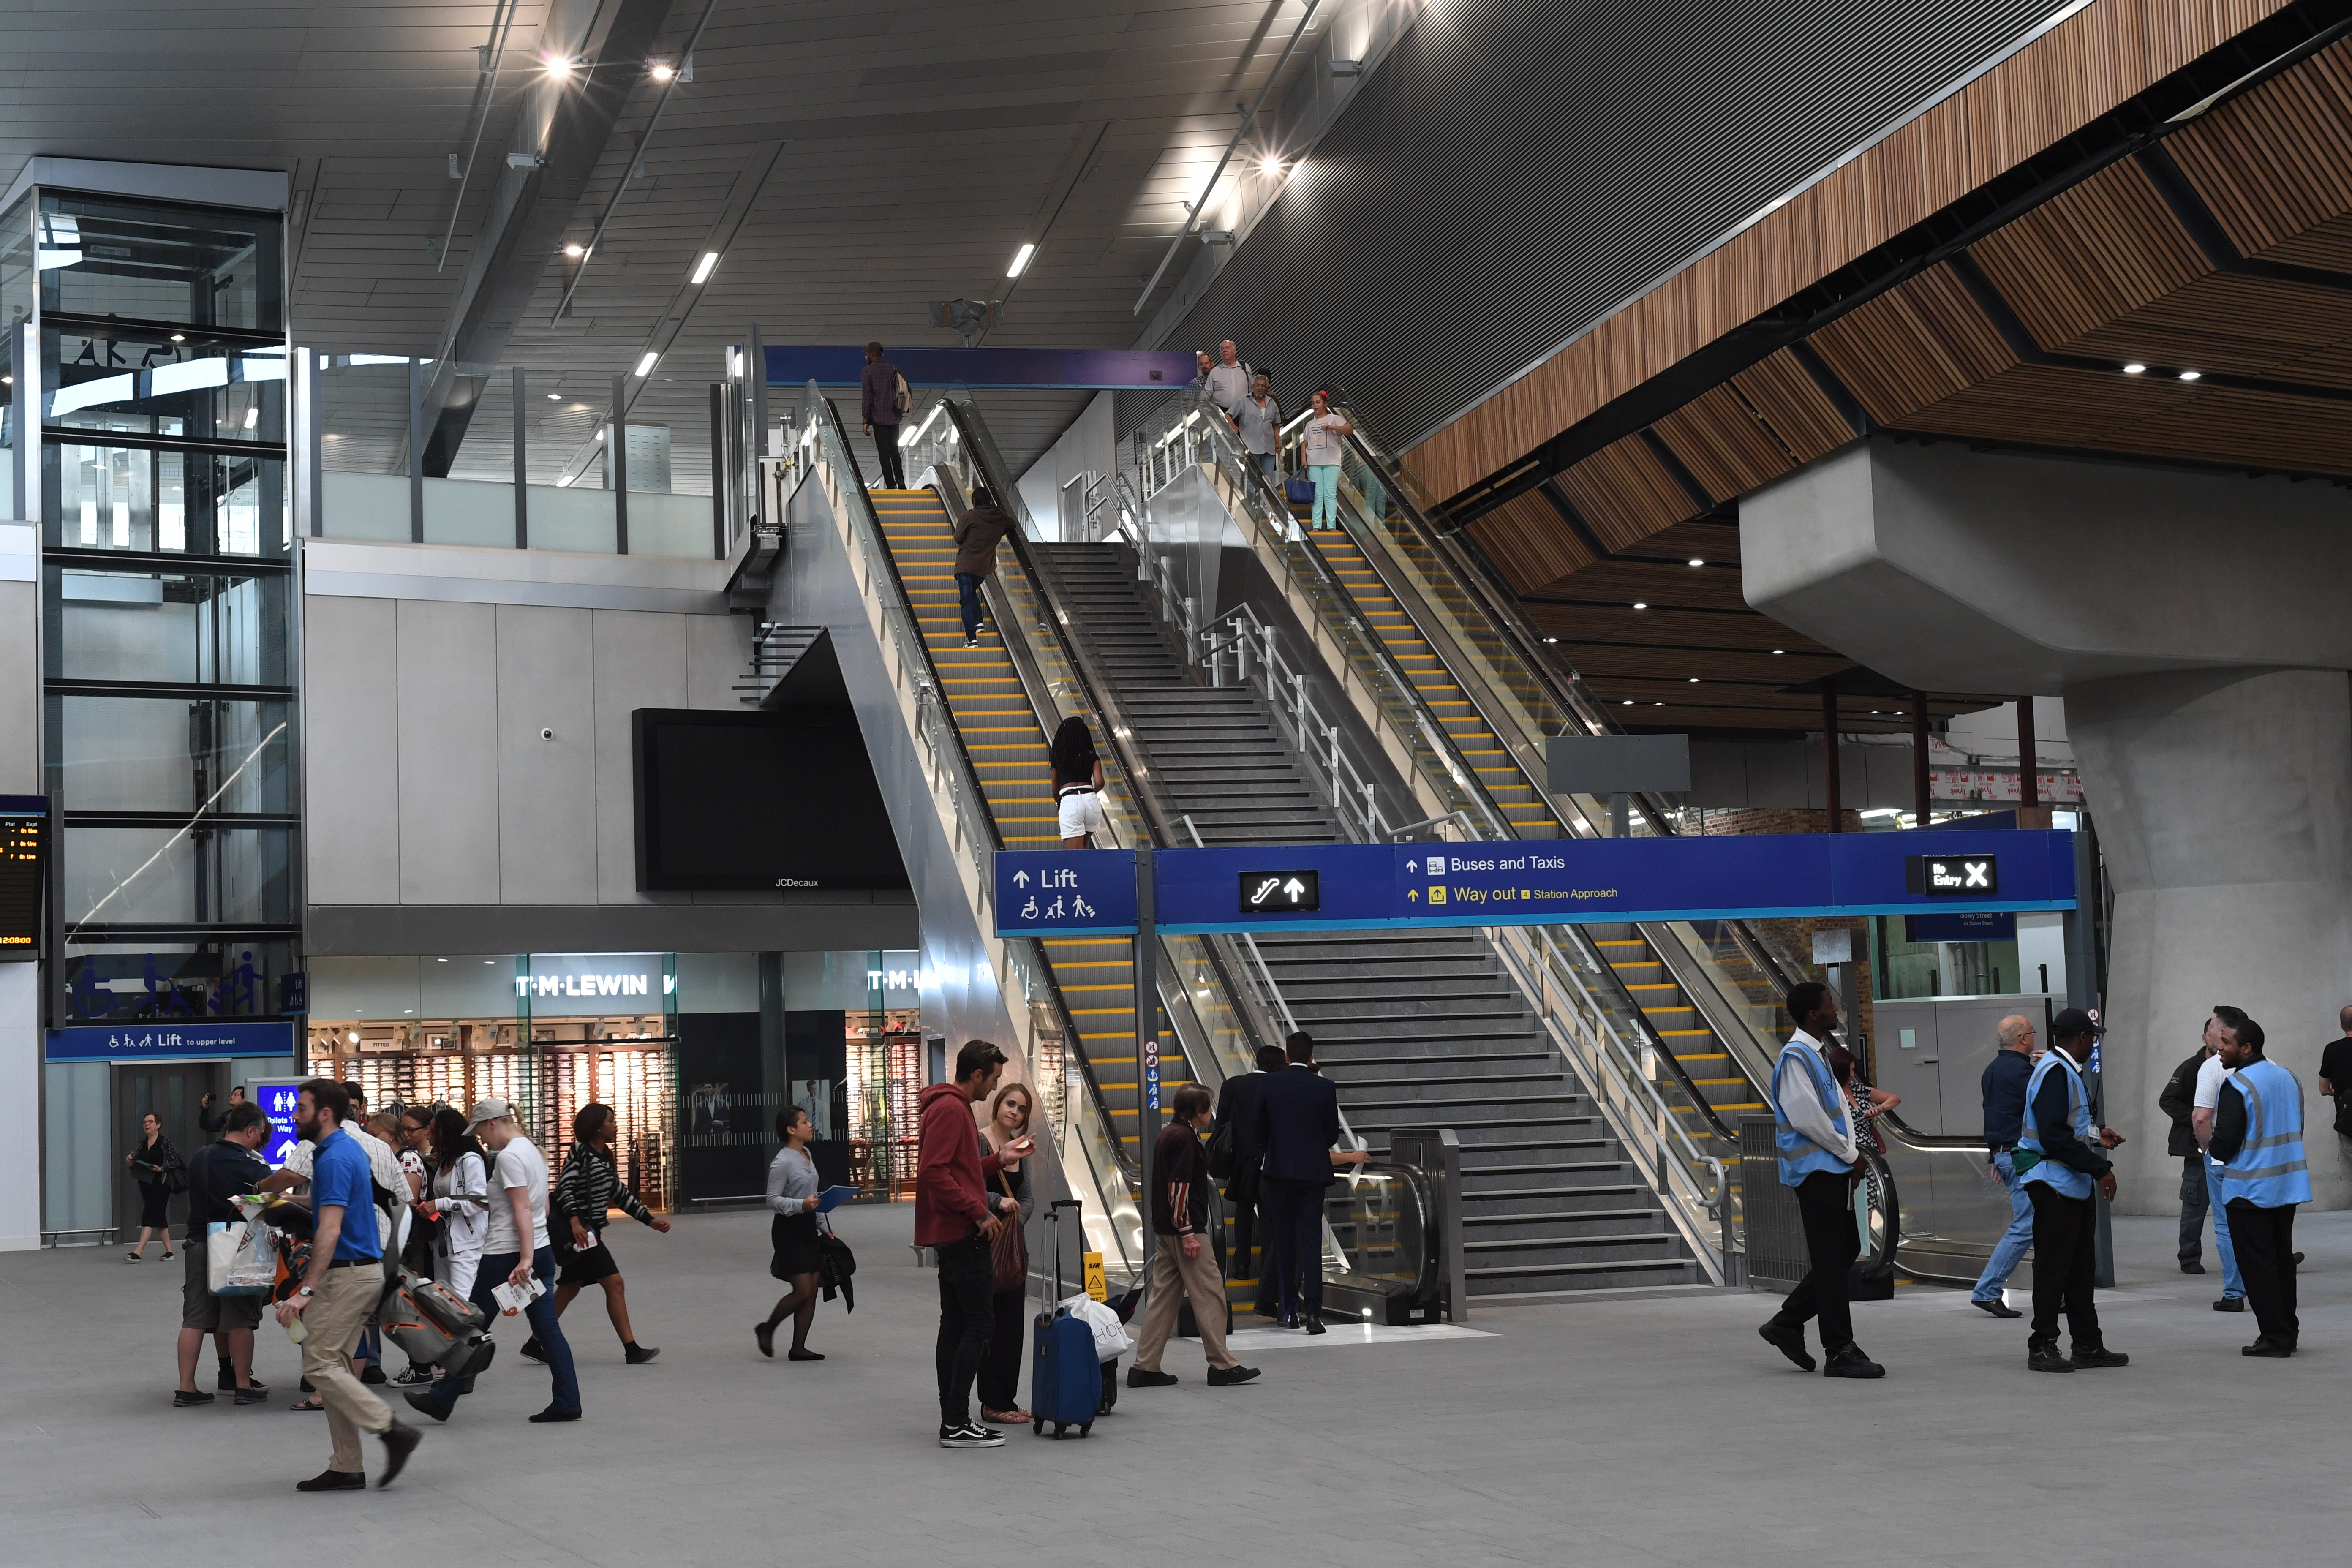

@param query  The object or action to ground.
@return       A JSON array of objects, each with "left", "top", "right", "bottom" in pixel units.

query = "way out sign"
[{"left": 994, "top": 849, "right": 1139, "bottom": 936}]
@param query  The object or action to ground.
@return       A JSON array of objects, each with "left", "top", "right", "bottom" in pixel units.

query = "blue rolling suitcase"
[{"left": 1031, "top": 1198, "right": 1097, "bottom": 1439}]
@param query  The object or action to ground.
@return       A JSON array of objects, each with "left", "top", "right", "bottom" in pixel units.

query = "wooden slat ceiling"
[{"left": 1420, "top": 12, "right": 2352, "bottom": 736}]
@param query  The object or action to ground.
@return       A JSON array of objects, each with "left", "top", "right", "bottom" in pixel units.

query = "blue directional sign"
[
  {"left": 994, "top": 833, "right": 2074, "bottom": 937},
  {"left": 45, "top": 1018, "right": 299, "bottom": 1062},
  {"left": 993, "top": 849, "right": 1139, "bottom": 936}
]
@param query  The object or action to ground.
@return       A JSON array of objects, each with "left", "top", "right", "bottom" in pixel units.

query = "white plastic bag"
[
  {"left": 211, "top": 1219, "right": 277, "bottom": 1296},
  {"left": 1061, "top": 1293, "right": 1133, "bottom": 1361}
]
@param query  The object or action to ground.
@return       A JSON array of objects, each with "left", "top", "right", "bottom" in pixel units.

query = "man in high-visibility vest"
[
  {"left": 2204, "top": 1008, "right": 2311, "bottom": 1357},
  {"left": 1757, "top": 982, "right": 1883, "bottom": 1379},
  {"left": 2017, "top": 1009, "right": 2128, "bottom": 1373}
]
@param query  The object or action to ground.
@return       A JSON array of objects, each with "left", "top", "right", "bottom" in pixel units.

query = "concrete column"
[
  {"left": 1742, "top": 437, "right": 2352, "bottom": 1211},
  {"left": 2067, "top": 666, "right": 2352, "bottom": 1209}
]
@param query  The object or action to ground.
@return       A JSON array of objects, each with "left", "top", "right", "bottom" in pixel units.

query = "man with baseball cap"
[{"left": 404, "top": 1098, "right": 581, "bottom": 1424}]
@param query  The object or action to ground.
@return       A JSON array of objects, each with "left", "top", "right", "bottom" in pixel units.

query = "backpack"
[{"left": 893, "top": 371, "right": 912, "bottom": 416}]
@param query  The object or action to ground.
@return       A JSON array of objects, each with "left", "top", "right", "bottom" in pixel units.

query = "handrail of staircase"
[
  {"left": 1135, "top": 414, "right": 1742, "bottom": 1160},
  {"left": 797, "top": 386, "right": 1140, "bottom": 1221},
  {"left": 915, "top": 392, "right": 1286, "bottom": 1097}
]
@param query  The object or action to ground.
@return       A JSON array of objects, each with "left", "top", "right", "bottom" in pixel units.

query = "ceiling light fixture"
[
  {"left": 649, "top": 61, "right": 675, "bottom": 81},
  {"left": 169, "top": 333, "right": 185, "bottom": 343},
  {"left": 1687, "top": 557, "right": 1704, "bottom": 567},
  {"left": 547, "top": 391, "right": 561, "bottom": 400},
  {"left": 690, "top": 250, "right": 719, "bottom": 285},
  {"left": 2122, "top": 362, "right": 2146, "bottom": 374},
  {"left": 1541, "top": 636, "right": 1558, "bottom": 644},
  {"left": 1621, "top": 700, "right": 1633, "bottom": 706},
  {"left": 1260, "top": 155, "right": 1284, "bottom": 175},
  {"left": 1632, "top": 601, "right": 1648, "bottom": 609},
  {"left": 244, "top": 407, "right": 258, "bottom": 429},
  {"left": 1772, "top": 648, "right": 1784, "bottom": 655},
  {"left": 2179, "top": 369, "right": 2202, "bottom": 381},
  {"left": 1007, "top": 242, "right": 1037, "bottom": 278},
  {"left": 564, "top": 243, "right": 585, "bottom": 258},
  {"left": 1688, "top": 677, "right": 1700, "bottom": 683},
  {"left": 544, "top": 55, "right": 573, "bottom": 78},
  {"left": 634, "top": 350, "right": 660, "bottom": 377}
]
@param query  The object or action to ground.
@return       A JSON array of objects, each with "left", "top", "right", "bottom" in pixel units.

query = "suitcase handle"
[{"left": 1042, "top": 1198, "right": 1082, "bottom": 1308}]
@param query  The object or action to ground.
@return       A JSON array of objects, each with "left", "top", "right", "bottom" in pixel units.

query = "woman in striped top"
[{"left": 543, "top": 1102, "right": 672, "bottom": 1367}]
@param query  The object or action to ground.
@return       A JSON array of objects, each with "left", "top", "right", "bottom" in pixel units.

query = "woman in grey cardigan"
[{"left": 756, "top": 1106, "right": 830, "bottom": 1361}]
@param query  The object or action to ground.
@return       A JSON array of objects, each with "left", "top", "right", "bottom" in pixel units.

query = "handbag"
[
  {"left": 1283, "top": 474, "right": 1314, "bottom": 505},
  {"left": 989, "top": 1170, "right": 1028, "bottom": 1292},
  {"left": 1205, "top": 1118, "right": 1236, "bottom": 1180}
]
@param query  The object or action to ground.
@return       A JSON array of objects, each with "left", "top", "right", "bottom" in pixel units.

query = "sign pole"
[{"left": 1133, "top": 848, "right": 1158, "bottom": 1296}]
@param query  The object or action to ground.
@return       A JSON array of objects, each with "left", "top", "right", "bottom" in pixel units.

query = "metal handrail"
[{"left": 795, "top": 386, "right": 1137, "bottom": 1266}]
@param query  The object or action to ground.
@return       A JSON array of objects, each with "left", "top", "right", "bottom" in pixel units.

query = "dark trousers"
[
  {"left": 2026, "top": 1181, "right": 2101, "bottom": 1351},
  {"left": 1225, "top": 1171, "right": 1273, "bottom": 1308},
  {"left": 1261, "top": 1176, "right": 1324, "bottom": 1320},
  {"left": 2226, "top": 1200, "right": 2298, "bottom": 1346},
  {"left": 1777, "top": 1170, "right": 1861, "bottom": 1352},
  {"left": 871, "top": 422, "right": 905, "bottom": 487},
  {"left": 955, "top": 572, "right": 985, "bottom": 639},
  {"left": 2178, "top": 1152, "right": 2209, "bottom": 1263},
  {"left": 934, "top": 1234, "right": 994, "bottom": 1426},
  {"left": 429, "top": 1249, "right": 579, "bottom": 1417},
  {"left": 977, "top": 1286, "right": 1027, "bottom": 1413}
]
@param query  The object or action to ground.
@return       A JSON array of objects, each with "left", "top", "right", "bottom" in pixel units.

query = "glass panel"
[
  {"left": 1324, "top": 1167, "right": 1428, "bottom": 1293},
  {"left": 39, "top": 193, "right": 282, "bottom": 332},
  {"left": 61, "top": 937, "right": 302, "bottom": 1022},
  {"left": 54, "top": 695, "right": 292, "bottom": 813},
  {"left": 0, "top": 191, "right": 30, "bottom": 333},
  {"left": 48, "top": 566, "right": 290, "bottom": 685},
  {"left": 61, "top": 823, "right": 294, "bottom": 926},
  {"left": 46, "top": 441, "right": 287, "bottom": 557},
  {"left": 45, "top": 329, "right": 285, "bottom": 442}
]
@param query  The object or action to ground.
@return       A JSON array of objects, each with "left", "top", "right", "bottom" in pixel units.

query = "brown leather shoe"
[{"left": 295, "top": 1469, "right": 366, "bottom": 1492}]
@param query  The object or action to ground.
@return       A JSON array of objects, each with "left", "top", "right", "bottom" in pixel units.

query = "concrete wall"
[
  {"left": 302, "top": 537, "right": 916, "bottom": 956},
  {"left": 1, "top": 524, "right": 39, "bottom": 1248},
  {"left": 1015, "top": 391, "right": 1118, "bottom": 540}
]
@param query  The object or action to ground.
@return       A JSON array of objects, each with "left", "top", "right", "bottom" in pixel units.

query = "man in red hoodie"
[{"left": 918, "top": 1040, "right": 1033, "bottom": 1448}]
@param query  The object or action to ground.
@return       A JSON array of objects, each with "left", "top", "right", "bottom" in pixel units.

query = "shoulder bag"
[{"left": 989, "top": 1168, "right": 1028, "bottom": 1292}]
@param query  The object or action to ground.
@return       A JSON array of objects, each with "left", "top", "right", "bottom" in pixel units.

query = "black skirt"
[
  {"left": 771, "top": 1211, "right": 824, "bottom": 1278},
  {"left": 555, "top": 1231, "right": 620, "bottom": 1286},
  {"left": 137, "top": 1182, "right": 172, "bottom": 1228}
]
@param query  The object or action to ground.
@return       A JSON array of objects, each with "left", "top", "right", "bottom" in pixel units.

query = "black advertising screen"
[
  {"left": 0, "top": 798, "right": 46, "bottom": 958},
  {"left": 632, "top": 710, "right": 909, "bottom": 892}
]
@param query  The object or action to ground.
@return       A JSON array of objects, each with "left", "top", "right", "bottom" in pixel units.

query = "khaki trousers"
[
  {"left": 1132, "top": 1234, "right": 1237, "bottom": 1371},
  {"left": 302, "top": 1263, "right": 392, "bottom": 1473}
]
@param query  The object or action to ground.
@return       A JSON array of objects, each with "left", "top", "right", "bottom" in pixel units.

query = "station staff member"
[
  {"left": 2205, "top": 1011, "right": 2310, "bottom": 1357},
  {"left": 2018, "top": 1009, "right": 2128, "bottom": 1373},
  {"left": 1756, "top": 983, "right": 1882, "bottom": 1380}
]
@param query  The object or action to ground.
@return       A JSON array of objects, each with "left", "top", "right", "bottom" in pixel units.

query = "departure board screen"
[{"left": 0, "top": 798, "right": 46, "bottom": 956}]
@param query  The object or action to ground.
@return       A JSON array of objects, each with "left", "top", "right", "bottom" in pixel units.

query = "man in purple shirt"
[{"left": 860, "top": 341, "right": 908, "bottom": 488}]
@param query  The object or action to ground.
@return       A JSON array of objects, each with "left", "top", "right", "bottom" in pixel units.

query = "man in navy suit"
[{"left": 1254, "top": 1032, "right": 1372, "bottom": 1333}]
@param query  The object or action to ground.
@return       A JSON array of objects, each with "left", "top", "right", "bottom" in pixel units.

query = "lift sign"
[
  {"left": 1908, "top": 854, "right": 1998, "bottom": 897},
  {"left": 1239, "top": 870, "right": 1319, "bottom": 914}
]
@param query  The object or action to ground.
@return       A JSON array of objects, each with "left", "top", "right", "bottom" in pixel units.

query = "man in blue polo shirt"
[{"left": 272, "top": 1079, "right": 420, "bottom": 1491}]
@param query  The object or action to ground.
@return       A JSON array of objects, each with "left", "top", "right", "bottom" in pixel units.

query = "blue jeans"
[
  {"left": 1971, "top": 1150, "right": 2036, "bottom": 1302},
  {"left": 1309, "top": 464, "right": 1339, "bottom": 529},
  {"left": 955, "top": 572, "right": 985, "bottom": 640},
  {"left": 1251, "top": 452, "right": 1277, "bottom": 482},
  {"left": 427, "top": 1249, "right": 579, "bottom": 1417},
  {"left": 2205, "top": 1158, "right": 2243, "bottom": 1298}
]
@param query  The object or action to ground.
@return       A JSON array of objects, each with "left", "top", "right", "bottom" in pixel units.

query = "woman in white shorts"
[{"left": 1050, "top": 715, "right": 1109, "bottom": 847}]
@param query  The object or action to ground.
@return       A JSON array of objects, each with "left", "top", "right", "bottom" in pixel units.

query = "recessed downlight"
[
  {"left": 564, "top": 243, "right": 585, "bottom": 258},
  {"left": 1772, "top": 648, "right": 1784, "bottom": 655},
  {"left": 2122, "top": 362, "right": 2147, "bottom": 374},
  {"left": 547, "top": 392, "right": 561, "bottom": 400},
  {"left": 1687, "top": 557, "right": 1704, "bottom": 567},
  {"left": 1632, "top": 601, "right": 1648, "bottom": 610},
  {"left": 2179, "top": 369, "right": 2202, "bottom": 381}
]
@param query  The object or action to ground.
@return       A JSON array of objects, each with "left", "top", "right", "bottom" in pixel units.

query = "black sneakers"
[
  {"left": 939, "top": 1421, "right": 1006, "bottom": 1448},
  {"left": 1206, "top": 1364, "right": 1261, "bottom": 1387},
  {"left": 1757, "top": 1316, "right": 1815, "bottom": 1371},
  {"left": 527, "top": 1405, "right": 582, "bottom": 1423},
  {"left": 2026, "top": 1342, "right": 2074, "bottom": 1373},
  {"left": 1126, "top": 1367, "right": 1178, "bottom": 1388},
  {"left": 217, "top": 1362, "right": 267, "bottom": 1393},
  {"left": 173, "top": 1388, "right": 216, "bottom": 1407},
  {"left": 624, "top": 1344, "right": 660, "bottom": 1365},
  {"left": 1822, "top": 1343, "right": 1885, "bottom": 1379},
  {"left": 2070, "top": 1345, "right": 2129, "bottom": 1369},
  {"left": 520, "top": 1337, "right": 548, "bottom": 1364}
]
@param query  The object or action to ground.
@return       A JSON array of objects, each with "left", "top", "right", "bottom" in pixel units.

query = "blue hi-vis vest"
[
  {"left": 2020, "top": 1051, "right": 2095, "bottom": 1199},
  {"left": 2219, "top": 1057, "right": 2312, "bottom": 1209},
  {"left": 1771, "top": 1037, "right": 1852, "bottom": 1187}
]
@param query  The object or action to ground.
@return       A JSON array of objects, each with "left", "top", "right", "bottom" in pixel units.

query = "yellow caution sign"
[{"left": 1082, "top": 1251, "right": 1106, "bottom": 1302}]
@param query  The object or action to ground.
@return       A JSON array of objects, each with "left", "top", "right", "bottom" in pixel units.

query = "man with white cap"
[{"left": 404, "top": 1097, "right": 581, "bottom": 1424}]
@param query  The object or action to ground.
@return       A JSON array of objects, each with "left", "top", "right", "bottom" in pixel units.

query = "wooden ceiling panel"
[
  {"left": 1729, "top": 349, "right": 1857, "bottom": 464},
  {"left": 1538, "top": 610, "right": 1812, "bottom": 656},
  {"left": 1533, "top": 558, "right": 1747, "bottom": 610},
  {"left": 2165, "top": 37, "right": 2352, "bottom": 261},
  {"left": 1551, "top": 434, "right": 1701, "bottom": 552},
  {"left": 1463, "top": 489, "right": 1591, "bottom": 595},
  {"left": 1968, "top": 158, "right": 2210, "bottom": 350},
  {"left": 1653, "top": 385, "right": 1796, "bottom": 499},
  {"left": 1806, "top": 262, "right": 2020, "bottom": 425},
  {"left": 2066, "top": 272, "right": 2352, "bottom": 380}
]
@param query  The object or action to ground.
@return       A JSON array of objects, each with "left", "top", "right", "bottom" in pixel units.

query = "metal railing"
[
  {"left": 795, "top": 384, "right": 1138, "bottom": 1272},
  {"left": 1118, "top": 402, "right": 1732, "bottom": 1282}
]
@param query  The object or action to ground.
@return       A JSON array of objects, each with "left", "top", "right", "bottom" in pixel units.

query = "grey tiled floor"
[{"left": 3, "top": 1203, "right": 2343, "bottom": 1565}]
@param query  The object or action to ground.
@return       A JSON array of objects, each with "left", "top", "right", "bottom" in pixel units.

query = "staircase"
[
  {"left": 734, "top": 622, "right": 824, "bottom": 704},
  {"left": 1035, "top": 539, "right": 1699, "bottom": 1299},
  {"left": 868, "top": 489, "right": 1192, "bottom": 1156}
]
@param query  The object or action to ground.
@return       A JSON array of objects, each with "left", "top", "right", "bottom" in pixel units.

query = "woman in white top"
[
  {"left": 757, "top": 1106, "right": 831, "bottom": 1361},
  {"left": 1300, "top": 389, "right": 1354, "bottom": 531},
  {"left": 424, "top": 1105, "right": 491, "bottom": 1298}
]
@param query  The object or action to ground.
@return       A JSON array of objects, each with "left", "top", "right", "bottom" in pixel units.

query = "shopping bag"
[
  {"left": 212, "top": 1219, "right": 277, "bottom": 1296},
  {"left": 1061, "top": 1292, "right": 1135, "bottom": 1361}
]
